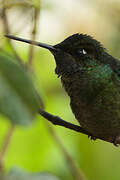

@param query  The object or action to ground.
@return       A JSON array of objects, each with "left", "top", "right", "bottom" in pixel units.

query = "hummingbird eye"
[{"left": 78, "top": 49, "right": 87, "bottom": 55}]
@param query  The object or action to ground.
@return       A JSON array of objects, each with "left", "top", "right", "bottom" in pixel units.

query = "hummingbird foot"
[
  {"left": 88, "top": 135, "right": 97, "bottom": 141},
  {"left": 113, "top": 135, "right": 120, "bottom": 147}
]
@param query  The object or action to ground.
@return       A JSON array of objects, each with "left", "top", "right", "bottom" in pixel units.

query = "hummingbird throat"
[{"left": 53, "top": 51, "right": 79, "bottom": 77}]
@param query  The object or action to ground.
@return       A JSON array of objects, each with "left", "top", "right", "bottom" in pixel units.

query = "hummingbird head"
[
  {"left": 52, "top": 33, "right": 107, "bottom": 76},
  {"left": 54, "top": 33, "right": 105, "bottom": 61},
  {"left": 5, "top": 34, "right": 106, "bottom": 76}
]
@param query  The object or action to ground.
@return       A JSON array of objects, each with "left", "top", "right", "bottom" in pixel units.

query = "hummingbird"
[{"left": 5, "top": 33, "right": 120, "bottom": 146}]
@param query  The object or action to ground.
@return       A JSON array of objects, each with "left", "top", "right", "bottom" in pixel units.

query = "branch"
[
  {"left": 48, "top": 125, "right": 88, "bottom": 180},
  {"left": 39, "top": 109, "right": 91, "bottom": 136},
  {"left": 39, "top": 109, "right": 113, "bottom": 144},
  {"left": 1, "top": 2, "right": 33, "bottom": 9},
  {"left": 28, "top": 6, "right": 39, "bottom": 67},
  {"left": 0, "top": 124, "right": 14, "bottom": 172},
  {"left": 2, "top": 1, "right": 23, "bottom": 65}
]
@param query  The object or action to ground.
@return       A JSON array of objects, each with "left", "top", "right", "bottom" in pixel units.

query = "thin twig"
[
  {"left": 28, "top": 6, "right": 39, "bottom": 67},
  {"left": 48, "top": 125, "right": 88, "bottom": 180},
  {"left": 0, "top": 124, "right": 15, "bottom": 172},
  {"left": 39, "top": 108, "right": 113, "bottom": 144},
  {"left": 39, "top": 109, "right": 91, "bottom": 136},
  {"left": 2, "top": 1, "right": 23, "bottom": 65},
  {"left": 1, "top": 2, "right": 33, "bottom": 9}
]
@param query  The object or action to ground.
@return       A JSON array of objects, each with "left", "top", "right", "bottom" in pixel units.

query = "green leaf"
[{"left": 0, "top": 52, "right": 40, "bottom": 125}]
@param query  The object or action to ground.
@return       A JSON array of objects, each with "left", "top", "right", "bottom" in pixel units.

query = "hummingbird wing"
[{"left": 104, "top": 52, "right": 120, "bottom": 76}]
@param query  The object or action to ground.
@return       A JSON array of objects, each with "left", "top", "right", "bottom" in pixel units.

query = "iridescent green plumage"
[{"left": 54, "top": 34, "right": 120, "bottom": 145}]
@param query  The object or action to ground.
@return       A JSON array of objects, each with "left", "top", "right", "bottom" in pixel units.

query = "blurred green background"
[{"left": 1, "top": 0, "right": 120, "bottom": 180}]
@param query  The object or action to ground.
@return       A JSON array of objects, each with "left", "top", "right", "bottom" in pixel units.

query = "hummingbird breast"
[{"left": 61, "top": 70, "right": 120, "bottom": 142}]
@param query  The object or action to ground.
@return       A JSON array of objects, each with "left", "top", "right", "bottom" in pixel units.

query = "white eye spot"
[
  {"left": 78, "top": 49, "right": 87, "bottom": 55},
  {"left": 83, "top": 49, "right": 87, "bottom": 54}
]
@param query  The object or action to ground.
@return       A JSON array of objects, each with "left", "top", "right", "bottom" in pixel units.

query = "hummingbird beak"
[{"left": 5, "top": 35, "right": 57, "bottom": 52}]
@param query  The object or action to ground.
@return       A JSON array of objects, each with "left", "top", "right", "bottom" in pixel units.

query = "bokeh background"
[{"left": 1, "top": 0, "right": 120, "bottom": 180}]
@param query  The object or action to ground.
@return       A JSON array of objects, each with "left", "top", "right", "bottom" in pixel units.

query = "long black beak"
[{"left": 5, "top": 35, "right": 57, "bottom": 52}]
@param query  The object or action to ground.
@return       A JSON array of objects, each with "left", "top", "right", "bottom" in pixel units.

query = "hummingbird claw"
[
  {"left": 88, "top": 135, "right": 97, "bottom": 141},
  {"left": 113, "top": 135, "right": 120, "bottom": 147},
  {"left": 57, "top": 74, "right": 61, "bottom": 78}
]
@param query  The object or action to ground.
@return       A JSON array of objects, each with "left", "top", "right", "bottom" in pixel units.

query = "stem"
[
  {"left": 39, "top": 109, "right": 113, "bottom": 144},
  {"left": 0, "top": 124, "right": 15, "bottom": 172},
  {"left": 28, "top": 7, "right": 39, "bottom": 67},
  {"left": 2, "top": 2, "right": 33, "bottom": 9},
  {"left": 2, "top": 0, "right": 23, "bottom": 65},
  {"left": 39, "top": 109, "right": 91, "bottom": 136},
  {"left": 48, "top": 125, "right": 88, "bottom": 180}
]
